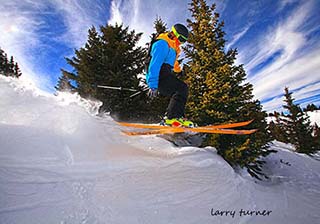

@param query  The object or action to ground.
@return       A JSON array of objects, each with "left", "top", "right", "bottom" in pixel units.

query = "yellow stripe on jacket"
[{"left": 157, "top": 33, "right": 182, "bottom": 73}]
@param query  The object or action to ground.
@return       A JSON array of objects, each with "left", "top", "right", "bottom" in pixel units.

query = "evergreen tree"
[
  {"left": 0, "top": 47, "right": 22, "bottom": 78},
  {"left": 303, "top": 103, "right": 319, "bottom": 112},
  {"left": 0, "top": 48, "right": 5, "bottom": 75},
  {"left": 8, "top": 56, "right": 15, "bottom": 75},
  {"left": 313, "top": 123, "right": 320, "bottom": 149},
  {"left": 184, "top": 0, "right": 274, "bottom": 179},
  {"left": 281, "top": 87, "right": 317, "bottom": 154},
  {"left": 55, "top": 73, "right": 74, "bottom": 92},
  {"left": 13, "top": 62, "right": 22, "bottom": 78},
  {"left": 268, "top": 111, "right": 288, "bottom": 143},
  {"left": 61, "top": 26, "right": 103, "bottom": 97},
  {"left": 61, "top": 24, "right": 146, "bottom": 120},
  {"left": 3, "top": 54, "right": 9, "bottom": 75}
]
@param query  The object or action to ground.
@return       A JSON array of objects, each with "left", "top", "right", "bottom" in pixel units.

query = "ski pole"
[
  {"left": 97, "top": 85, "right": 137, "bottom": 92},
  {"left": 129, "top": 91, "right": 142, "bottom": 98},
  {"left": 97, "top": 85, "right": 149, "bottom": 98},
  {"left": 129, "top": 86, "right": 149, "bottom": 98}
]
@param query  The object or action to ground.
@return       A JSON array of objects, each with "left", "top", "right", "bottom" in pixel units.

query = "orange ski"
[
  {"left": 121, "top": 127, "right": 257, "bottom": 136},
  {"left": 117, "top": 120, "right": 254, "bottom": 130}
]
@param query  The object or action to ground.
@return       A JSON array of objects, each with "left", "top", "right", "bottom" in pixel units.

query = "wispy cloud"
[
  {"left": 245, "top": 2, "right": 310, "bottom": 74},
  {"left": 237, "top": 0, "right": 320, "bottom": 111},
  {"left": 277, "top": 0, "right": 300, "bottom": 12},
  {"left": 262, "top": 81, "right": 320, "bottom": 112},
  {"left": 108, "top": 0, "right": 191, "bottom": 45},
  {"left": 108, "top": 0, "right": 230, "bottom": 45},
  {"left": 0, "top": 0, "right": 110, "bottom": 91},
  {"left": 253, "top": 47, "right": 320, "bottom": 99},
  {"left": 0, "top": 1, "right": 49, "bottom": 87},
  {"left": 108, "top": 0, "right": 123, "bottom": 25},
  {"left": 51, "top": 0, "right": 109, "bottom": 47},
  {"left": 226, "top": 24, "right": 251, "bottom": 50}
]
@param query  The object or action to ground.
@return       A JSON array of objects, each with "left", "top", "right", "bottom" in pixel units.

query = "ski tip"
[{"left": 243, "top": 129, "right": 258, "bottom": 135}]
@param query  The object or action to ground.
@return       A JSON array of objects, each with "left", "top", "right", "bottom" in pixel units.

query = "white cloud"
[
  {"left": 295, "top": 82, "right": 320, "bottom": 100},
  {"left": 108, "top": 0, "right": 229, "bottom": 46},
  {"left": 293, "top": 82, "right": 320, "bottom": 108},
  {"left": 0, "top": 1, "right": 51, "bottom": 88},
  {"left": 0, "top": 0, "right": 110, "bottom": 91},
  {"left": 263, "top": 81, "right": 320, "bottom": 112},
  {"left": 262, "top": 97, "right": 283, "bottom": 113},
  {"left": 0, "top": 0, "right": 43, "bottom": 54},
  {"left": 108, "top": 0, "right": 123, "bottom": 25},
  {"left": 278, "top": 0, "right": 300, "bottom": 12},
  {"left": 108, "top": 0, "right": 191, "bottom": 45},
  {"left": 51, "top": 0, "right": 107, "bottom": 47},
  {"left": 226, "top": 24, "right": 251, "bottom": 50},
  {"left": 237, "top": 0, "right": 320, "bottom": 111},
  {"left": 252, "top": 48, "right": 320, "bottom": 101},
  {"left": 245, "top": 1, "right": 311, "bottom": 74}
]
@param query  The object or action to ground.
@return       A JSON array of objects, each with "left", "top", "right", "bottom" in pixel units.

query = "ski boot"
[{"left": 161, "top": 117, "right": 195, "bottom": 128}]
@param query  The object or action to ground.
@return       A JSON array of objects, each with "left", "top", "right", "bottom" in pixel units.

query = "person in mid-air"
[{"left": 146, "top": 23, "right": 194, "bottom": 127}]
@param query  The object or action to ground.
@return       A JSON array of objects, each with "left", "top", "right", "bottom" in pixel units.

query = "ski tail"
[{"left": 117, "top": 122, "right": 168, "bottom": 129}]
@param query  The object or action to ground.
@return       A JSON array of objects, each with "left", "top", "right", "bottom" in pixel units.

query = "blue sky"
[{"left": 1, "top": 0, "right": 319, "bottom": 112}]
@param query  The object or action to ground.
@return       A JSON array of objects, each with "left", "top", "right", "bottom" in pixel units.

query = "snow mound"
[{"left": 1, "top": 76, "right": 320, "bottom": 224}]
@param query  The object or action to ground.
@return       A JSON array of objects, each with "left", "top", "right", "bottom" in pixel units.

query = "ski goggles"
[{"left": 172, "top": 26, "right": 188, "bottom": 43}]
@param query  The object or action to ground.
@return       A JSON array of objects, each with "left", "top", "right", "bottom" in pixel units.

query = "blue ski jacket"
[{"left": 146, "top": 33, "right": 182, "bottom": 89}]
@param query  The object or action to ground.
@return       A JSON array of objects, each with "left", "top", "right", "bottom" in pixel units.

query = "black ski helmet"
[{"left": 172, "top": 23, "right": 189, "bottom": 43}]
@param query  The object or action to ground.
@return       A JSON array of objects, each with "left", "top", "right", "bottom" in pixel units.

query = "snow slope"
[
  {"left": 1, "top": 76, "right": 320, "bottom": 224},
  {"left": 267, "top": 111, "right": 320, "bottom": 126},
  {"left": 308, "top": 110, "right": 320, "bottom": 125}
]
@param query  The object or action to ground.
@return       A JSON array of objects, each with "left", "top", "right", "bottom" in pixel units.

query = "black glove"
[{"left": 147, "top": 88, "right": 159, "bottom": 98}]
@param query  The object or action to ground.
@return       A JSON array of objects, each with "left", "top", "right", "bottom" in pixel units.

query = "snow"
[
  {"left": 1, "top": 76, "right": 320, "bottom": 224},
  {"left": 308, "top": 110, "right": 320, "bottom": 126},
  {"left": 266, "top": 111, "right": 320, "bottom": 126}
]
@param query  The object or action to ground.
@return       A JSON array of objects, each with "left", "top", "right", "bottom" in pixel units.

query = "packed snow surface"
[{"left": 0, "top": 76, "right": 320, "bottom": 224}]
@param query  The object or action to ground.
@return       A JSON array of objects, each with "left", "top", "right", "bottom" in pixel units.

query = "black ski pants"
[{"left": 158, "top": 64, "right": 188, "bottom": 119}]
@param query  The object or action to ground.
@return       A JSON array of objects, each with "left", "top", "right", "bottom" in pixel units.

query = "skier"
[{"left": 146, "top": 23, "right": 194, "bottom": 127}]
